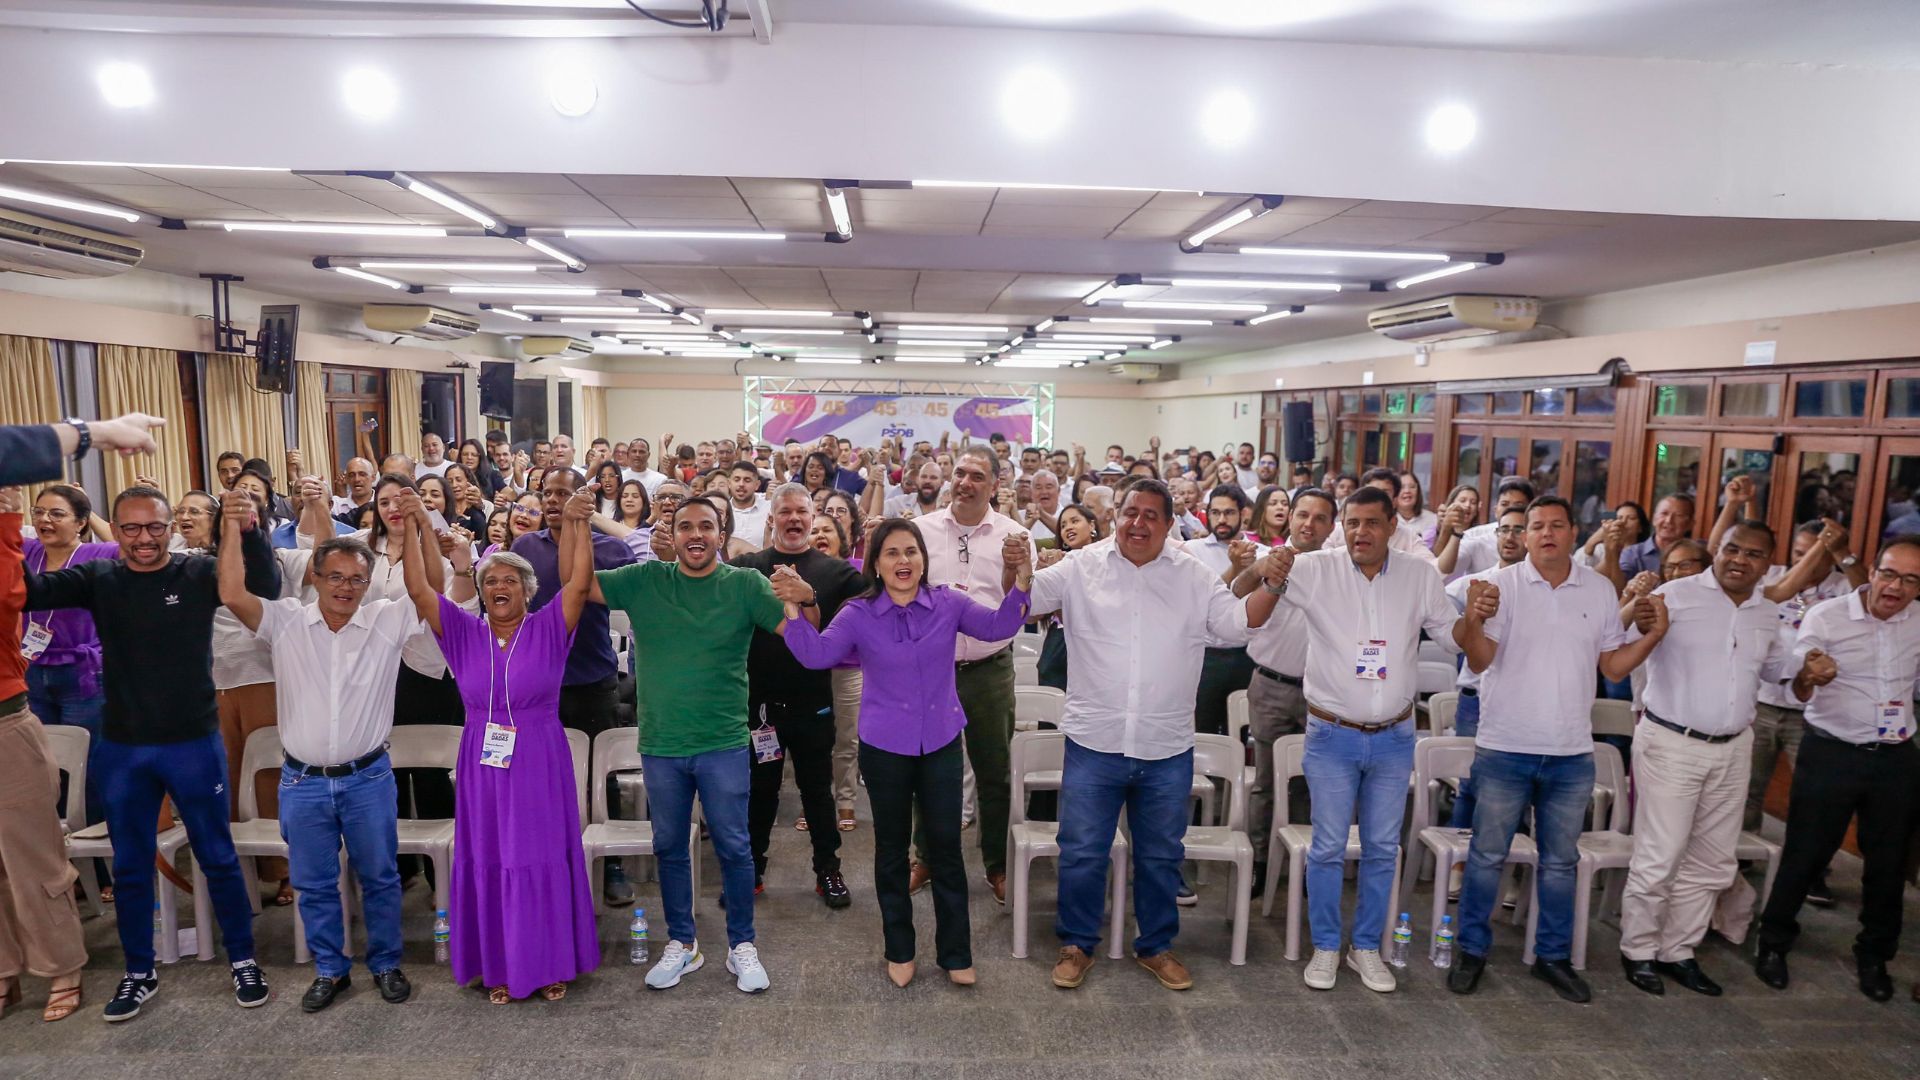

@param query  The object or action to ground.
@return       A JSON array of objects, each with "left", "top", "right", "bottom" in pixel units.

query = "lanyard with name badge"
[
  {"left": 1878, "top": 700, "right": 1911, "bottom": 743},
  {"left": 479, "top": 621, "right": 524, "bottom": 769},
  {"left": 751, "top": 704, "right": 784, "bottom": 764},
  {"left": 21, "top": 618, "right": 52, "bottom": 661},
  {"left": 1355, "top": 639, "right": 1389, "bottom": 680}
]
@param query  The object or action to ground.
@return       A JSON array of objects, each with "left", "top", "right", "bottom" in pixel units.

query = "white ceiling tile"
[
  {"left": 0, "top": 164, "right": 180, "bottom": 186},
  {"left": 1107, "top": 207, "right": 1215, "bottom": 239},
  {"left": 1143, "top": 191, "right": 1241, "bottom": 212},
  {"left": 424, "top": 172, "right": 587, "bottom": 195},
  {"left": 456, "top": 193, "right": 621, "bottom": 222},
  {"left": 1218, "top": 212, "right": 1348, "bottom": 242},
  {"left": 568, "top": 174, "right": 739, "bottom": 197},
  {"left": 1269, "top": 216, "right": 1471, "bottom": 244},
  {"left": 196, "top": 188, "right": 405, "bottom": 220},
  {"left": 28, "top": 184, "right": 251, "bottom": 215},
  {"left": 1341, "top": 200, "right": 1503, "bottom": 221},
  {"left": 730, "top": 177, "right": 825, "bottom": 200},
  {"left": 298, "top": 173, "right": 406, "bottom": 194},
  {"left": 1415, "top": 221, "right": 1602, "bottom": 246},
  {"left": 596, "top": 195, "right": 755, "bottom": 220},
  {"left": 1268, "top": 196, "right": 1367, "bottom": 216},
  {"left": 982, "top": 203, "right": 1135, "bottom": 230},
  {"left": 977, "top": 224, "right": 1122, "bottom": 240},
  {"left": 857, "top": 200, "right": 989, "bottom": 227},
  {"left": 986, "top": 188, "right": 1158, "bottom": 209},
  {"left": 1484, "top": 207, "right": 1623, "bottom": 226},
  {"left": 851, "top": 186, "right": 992, "bottom": 205},
  {"left": 741, "top": 198, "right": 828, "bottom": 229}
]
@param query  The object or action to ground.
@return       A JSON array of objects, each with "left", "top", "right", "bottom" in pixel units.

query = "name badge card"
[
  {"left": 20, "top": 622, "right": 52, "bottom": 661},
  {"left": 1355, "top": 640, "right": 1389, "bottom": 681},
  {"left": 752, "top": 706, "right": 784, "bottom": 764},
  {"left": 1878, "top": 701, "right": 1911, "bottom": 743},
  {"left": 480, "top": 722, "right": 516, "bottom": 769}
]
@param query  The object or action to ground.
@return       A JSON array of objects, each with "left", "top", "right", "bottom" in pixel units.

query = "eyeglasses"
[
  {"left": 1873, "top": 567, "right": 1920, "bottom": 591},
  {"left": 1493, "top": 526, "right": 1526, "bottom": 536},
  {"left": 1663, "top": 559, "right": 1707, "bottom": 574},
  {"left": 956, "top": 532, "right": 971, "bottom": 565},
  {"left": 177, "top": 507, "right": 212, "bottom": 519},
  {"left": 320, "top": 573, "right": 372, "bottom": 588},
  {"left": 29, "top": 508, "right": 73, "bottom": 520},
  {"left": 116, "top": 521, "right": 171, "bottom": 538}
]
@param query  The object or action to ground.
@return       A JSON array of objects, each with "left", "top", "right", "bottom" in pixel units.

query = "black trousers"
[
  {"left": 747, "top": 698, "right": 842, "bottom": 879},
  {"left": 1195, "top": 646, "right": 1256, "bottom": 737},
  {"left": 393, "top": 664, "right": 461, "bottom": 882},
  {"left": 1038, "top": 624, "right": 1068, "bottom": 692},
  {"left": 1758, "top": 727, "right": 1920, "bottom": 962},
  {"left": 864, "top": 735, "right": 971, "bottom": 970}
]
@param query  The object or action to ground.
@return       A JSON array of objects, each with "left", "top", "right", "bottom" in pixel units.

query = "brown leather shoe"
[
  {"left": 1052, "top": 946, "right": 1093, "bottom": 989},
  {"left": 986, "top": 871, "right": 1007, "bottom": 906},
  {"left": 908, "top": 863, "right": 931, "bottom": 895},
  {"left": 1136, "top": 950, "right": 1194, "bottom": 991}
]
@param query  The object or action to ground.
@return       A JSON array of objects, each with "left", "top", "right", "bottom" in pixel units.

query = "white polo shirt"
[
  {"left": 1246, "top": 543, "right": 1309, "bottom": 678},
  {"left": 730, "top": 494, "right": 770, "bottom": 552},
  {"left": 1794, "top": 588, "right": 1920, "bottom": 745},
  {"left": 1444, "top": 564, "right": 1512, "bottom": 693},
  {"left": 1279, "top": 549, "right": 1458, "bottom": 725},
  {"left": 249, "top": 596, "right": 424, "bottom": 766},
  {"left": 1478, "top": 558, "right": 1629, "bottom": 755},
  {"left": 1449, "top": 522, "right": 1501, "bottom": 581},
  {"left": 1638, "top": 570, "right": 1788, "bottom": 737}
]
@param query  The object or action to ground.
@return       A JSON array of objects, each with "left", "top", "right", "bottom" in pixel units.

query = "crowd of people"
[{"left": 0, "top": 413, "right": 1916, "bottom": 1025}]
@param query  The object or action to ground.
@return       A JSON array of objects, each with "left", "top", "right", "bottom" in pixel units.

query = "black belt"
[
  {"left": 1459, "top": 687, "right": 1478, "bottom": 698},
  {"left": 1644, "top": 710, "right": 1738, "bottom": 745},
  {"left": 1805, "top": 724, "right": 1913, "bottom": 753},
  {"left": 285, "top": 746, "right": 389, "bottom": 778},
  {"left": 0, "top": 692, "right": 25, "bottom": 717},
  {"left": 1253, "top": 664, "right": 1303, "bottom": 688},
  {"left": 956, "top": 646, "right": 1011, "bottom": 670}
]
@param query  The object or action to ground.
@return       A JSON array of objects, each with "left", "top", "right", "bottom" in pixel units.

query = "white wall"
[
  {"left": 1051, "top": 396, "right": 1151, "bottom": 454},
  {"left": 605, "top": 387, "right": 745, "bottom": 449}
]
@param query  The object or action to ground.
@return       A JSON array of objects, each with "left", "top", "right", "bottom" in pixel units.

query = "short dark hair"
[
  {"left": 485, "top": 429, "right": 508, "bottom": 445},
  {"left": 1343, "top": 486, "right": 1395, "bottom": 517},
  {"left": 1121, "top": 478, "right": 1174, "bottom": 520},
  {"left": 590, "top": 437, "right": 610, "bottom": 448},
  {"left": 1496, "top": 478, "right": 1538, "bottom": 503},
  {"left": 533, "top": 439, "right": 551, "bottom": 450},
  {"left": 241, "top": 457, "right": 275, "bottom": 483},
  {"left": 1360, "top": 467, "right": 1398, "bottom": 489},
  {"left": 216, "top": 450, "right": 244, "bottom": 466},
  {"left": 312, "top": 536, "right": 376, "bottom": 575},
  {"left": 1497, "top": 504, "right": 1529, "bottom": 522},
  {"left": 112, "top": 485, "right": 171, "bottom": 519},
  {"left": 1206, "top": 484, "right": 1250, "bottom": 512},
  {"left": 1723, "top": 519, "right": 1776, "bottom": 549},
  {"left": 1292, "top": 487, "right": 1337, "bottom": 517},
  {"left": 731, "top": 460, "right": 761, "bottom": 477},
  {"left": 37, "top": 483, "right": 92, "bottom": 527},
  {"left": 1292, "top": 464, "right": 1313, "bottom": 478},
  {"left": 672, "top": 495, "right": 729, "bottom": 541},
  {"left": 543, "top": 466, "right": 586, "bottom": 491},
  {"left": 1526, "top": 494, "right": 1574, "bottom": 523}
]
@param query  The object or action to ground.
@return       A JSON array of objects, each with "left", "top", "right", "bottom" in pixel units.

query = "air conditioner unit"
[
  {"left": 363, "top": 304, "right": 479, "bottom": 341},
  {"left": 1108, "top": 362, "right": 1162, "bottom": 380},
  {"left": 519, "top": 335, "right": 594, "bottom": 361},
  {"left": 1367, "top": 294, "right": 1539, "bottom": 343},
  {"left": 0, "top": 208, "right": 143, "bottom": 279}
]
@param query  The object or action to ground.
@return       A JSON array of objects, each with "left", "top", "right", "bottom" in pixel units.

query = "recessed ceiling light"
[
  {"left": 96, "top": 62, "right": 155, "bottom": 109},
  {"left": 1000, "top": 66, "right": 1070, "bottom": 140},
  {"left": 1425, "top": 103, "right": 1477, "bottom": 153},
  {"left": 547, "top": 68, "right": 597, "bottom": 117},
  {"left": 1199, "top": 89, "right": 1253, "bottom": 148},
  {"left": 341, "top": 67, "right": 399, "bottom": 121}
]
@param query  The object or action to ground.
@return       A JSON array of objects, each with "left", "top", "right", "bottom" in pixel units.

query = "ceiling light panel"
[{"left": 330, "top": 267, "right": 405, "bottom": 289}]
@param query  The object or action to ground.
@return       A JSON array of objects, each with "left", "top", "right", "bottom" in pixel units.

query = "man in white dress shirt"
[
  {"left": 1325, "top": 469, "right": 1441, "bottom": 565},
  {"left": 909, "top": 445, "right": 1034, "bottom": 903},
  {"left": 1618, "top": 519, "right": 1784, "bottom": 997},
  {"left": 726, "top": 461, "right": 770, "bottom": 551},
  {"left": 1260, "top": 486, "right": 1461, "bottom": 994},
  {"left": 1755, "top": 538, "right": 1920, "bottom": 1002},
  {"left": 1451, "top": 495, "right": 1665, "bottom": 1003},
  {"left": 412, "top": 433, "right": 451, "bottom": 480},
  {"left": 1186, "top": 484, "right": 1259, "bottom": 739},
  {"left": 217, "top": 528, "right": 421, "bottom": 1013},
  {"left": 1435, "top": 478, "right": 1533, "bottom": 579},
  {"left": 1035, "top": 479, "right": 1281, "bottom": 993}
]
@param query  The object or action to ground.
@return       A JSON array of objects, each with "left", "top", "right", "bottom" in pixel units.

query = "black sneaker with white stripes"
[
  {"left": 231, "top": 960, "right": 270, "bottom": 1007},
  {"left": 104, "top": 972, "right": 158, "bottom": 1022}
]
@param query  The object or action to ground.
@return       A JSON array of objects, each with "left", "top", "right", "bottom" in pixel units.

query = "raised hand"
[
  {"left": 1817, "top": 517, "right": 1848, "bottom": 558},
  {"left": 649, "top": 526, "right": 676, "bottom": 563},
  {"left": 1260, "top": 545, "right": 1295, "bottom": 587},
  {"left": 90, "top": 412, "right": 166, "bottom": 457},
  {"left": 563, "top": 482, "right": 598, "bottom": 523},
  {"left": 134, "top": 472, "right": 161, "bottom": 491},
  {"left": 1724, "top": 473, "right": 1756, "bottom": 508},
  {"left": 1464, "top": 579, "right": 1500, "bottom": 623},
  {"left": 1037, "top": 546, "right": 1066, "bottom": 569},
  {"left": 1002, "top": 532, "right": 1031, "bottom": 572},
  {"left": 298, "top": 475, "right": 329, "bottom": 508},
  {"left": 0, "top": 486, "right": 21, "bottom": 515},
  {"left": 1442, "top": 502, "right": 1471, "bottom": 536},
  {"left": 1228, "top": 537, "right": 1259, "bottom": 573},
  {"left": 1642, "top": 592, "right": 1670, "bottom": 636},
  {"left": 1602, "top": 515, "right": 1628, "bottom": 550},
  {"left": 286, "top": 448, "right": 305, "bottom": 478},
  {"left": 394, "top": 488, "right": 427, "bottom": 525},
  {"left": 769, "top": 563, "right": 816, "bottom": 605},
  {"left": 219, "top": 487, "right": 258, "bottom": 532},
  {"left": 1624, "top": 570, "right": 1661, "bottom": 600},
  {"left": 1798, "top": 648, "right": 1839, "bottom": 687}
]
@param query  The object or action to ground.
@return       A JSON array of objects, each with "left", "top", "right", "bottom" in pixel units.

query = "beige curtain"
[
  {"left": 387, "top": 367, "right": 423, "bottom": 463},
  {"left": 203, "top": 353, "right": 286, "bottom": 479},
  {"left": 0, "top": 335, "right": 60, "bottom": 433},
  {"left": 95, "top": 345, "right": 194, "bottom": 498},
  {"left": 296, "top": 361, "right": 330, "bottom": 475},
  {"left": 581, "top": 385, "right": 608, "bottom": 446}
]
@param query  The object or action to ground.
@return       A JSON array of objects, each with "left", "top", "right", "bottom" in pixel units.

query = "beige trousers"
[
  {"left": 830, "top": 669, "right": 862, "bottom": 811},
  {"left": 1619, "top": 718, "right": 1752, "bottom": 962},
  {"left": 0, "top": 705, "right": 88, "bottom": 980}
]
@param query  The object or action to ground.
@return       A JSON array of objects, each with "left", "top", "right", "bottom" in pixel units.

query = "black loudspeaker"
[
  {"left": 1283, "top": 401, "right": 1315, "bottom": 465},
  {"left": 478, "top": 361, "right": 515, "bottom": 420}
]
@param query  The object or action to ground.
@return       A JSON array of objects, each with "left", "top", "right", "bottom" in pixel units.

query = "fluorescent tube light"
[
  {"left": 1032, "top": 317, "right": 1057, "bottom": 333},
  {"left": 511, "top": 305, "right": 643, "bottom": 314},
  {"left": 703, "top": 309, "right": 837, "bottom": 318},
  {"left": 892, "top": 355, "right": 970, "bottom": 364},
  {"left": 404, "top": 179, "right": 496, "bottom": 230},
  {"left": 894, "top": 325, "right": 1012, "bottom": 334},
  {"left": 358, "top": 261, "right": 547, "bottom": 273},
  {"left": 446, "top": 285, "right": 601, "bottom": 296},
  {"left": 1049, "top": 333, "right": 1157, "bottom": 343},
  {"left": 1245, "top": 308, "right": 1296, "bottom": 326},
  {"left": 216, "top": 222, "right": 447, "bottom": 237},
  {"left": 489, "top": 308, "right": 533, "bottom": 321},
  {"left": 895, "top": 339, "right": 989, "bottom": 347},
  {"left": 824, "top": 186, "right": 852, "bottom": 240},
  {"left": 735, "top": 328, "right": 849, "bottom": 336},
  {"left": 633, "top": 293, "right": 676, "bottom": 312},
  {"left": 1165, "top": 278, "right": 1342, "bottom": 292},
  {"left": 1183, "top": 205, "right": 1254, "bottom": 247},
  {"left": 330, "top": 267, "right": 405, "bottom": 289},
  {"left": 1086, "top": 316, "right": 1216, "bottom": 326},
  {"left": 1240, "top": 246, "right": 1448, "bottom": 262},
  {"left": 520, "top": 236, "right": 586, "bottom": 270},
  {"left": 998, "top": 358, "right": 1069, "bottom": 369},
  {"left": 1117, "top": 300, "right": 1266, "bottom": 313},
  {"left": 1394, "top": 262, "right": 1480, "bottom": 289},
  {"left": 1147, "top": 338, "right": 1174, "bottom": 350},
  {"left": 0, "top": 184, "right": 142, "bottom": 223},
  {"left": 795, "top": 357, "right": 863, "bottom": 365},
  {"left": 562, "top": 228, "right": 787, "bottom": 241}
]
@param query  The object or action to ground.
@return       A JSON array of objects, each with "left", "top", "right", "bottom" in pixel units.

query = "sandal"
[
  {"left": 273, "top": 881, "right": 295, "bottom": 907},
  {"left": 99, "top": 885, "right": 114, "bottom": 905},
  {"left": 794, "top": 817, "right": 809, "bottom": 832},
  {"left": 0, "top": 978, "right": 20, "bottom": 1019},
  {"left": 43, "top": 984, "right": 82, "bottom": 1023},
  {"left": 540, "top": 982, "right": 567, "bottom": 1001},
  {"left": 488, "top": 986, "right": 511, "bottom": 1005},
  {"left": 837, "top": 809, "right": 857, "bottom": 832}
]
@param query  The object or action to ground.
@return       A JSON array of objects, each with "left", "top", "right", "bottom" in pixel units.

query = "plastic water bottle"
[
  {"left": 1389, "top": 912, "right": 1413, "bottom": 969},
  {"left": 433, "top": 909, "right": 450, "bottom": 964},
  {"left": 628, "top": 908, "right": 650, "bottom": 965},
  {"left": 1433, "top": 914, "right": 1455, "bottom": 969}
]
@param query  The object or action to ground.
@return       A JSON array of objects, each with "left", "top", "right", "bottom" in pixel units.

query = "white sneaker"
[
  {"left": 727, "top": 941, "right": 770, "bottom": 993},
  {"left": 1346, "top": 947, "right": 1397, "bottom": 993},
  {"left": 1304, "top": 948, "right": 1339, "bottom": 990},
  {"left": 645, "top": 939, "right": 703, "bottom": 990}
]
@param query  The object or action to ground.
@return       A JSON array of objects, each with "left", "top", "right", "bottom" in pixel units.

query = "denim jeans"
[
  {"left": 278, "top": 753, "right": 404, "bottom": 979},
  {"left": 96, "top": 732, "right": 255, "bottom": 972},
  {"left": 1055, "top": 738, "right": 1191, "bottom": 958},
  {"left": 1455, "top": 747, "right": 1594, "bottom": 962},
  {"left": 1301, "top": 716, "right": 1415, "bottom": 951},
  {"left": 644, "top": 746, "right": 756, "bottom": 949},
  {"left": 1448, "top": 692, "right": 1481, "bottom": 828}
]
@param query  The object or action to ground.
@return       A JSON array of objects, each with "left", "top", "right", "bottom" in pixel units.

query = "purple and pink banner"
[{"left": 760, "top": 393, "right": 1035, "bottom": 447}]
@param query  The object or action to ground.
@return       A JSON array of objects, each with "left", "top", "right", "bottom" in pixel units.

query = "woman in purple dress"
[
  {"left": 780, "top": 518, "right": 1032, "bottom": 988},
  {"left": 399, "top": 485, "right": 598, "bottom": 1003}
]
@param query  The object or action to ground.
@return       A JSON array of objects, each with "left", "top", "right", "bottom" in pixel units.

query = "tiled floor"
[{"left": 5, "top": 792, "right": 1918, "bottom": 1079}]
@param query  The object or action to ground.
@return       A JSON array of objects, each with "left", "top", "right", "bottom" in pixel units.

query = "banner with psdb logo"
[{"left": 760, "top": 393, "right": 1035, "bottom": 447}]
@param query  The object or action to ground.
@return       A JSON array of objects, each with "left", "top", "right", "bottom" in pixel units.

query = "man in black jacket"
[{"left": 25, "top": 485, "right": 281, "bottom": 1022}]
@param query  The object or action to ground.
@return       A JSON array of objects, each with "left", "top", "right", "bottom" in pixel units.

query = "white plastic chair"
[
  {"left": 1589, "top": 700, "right": 1636, "bottom": 827},
  {"left": 1260, "top": 734, "right": 1404, "bottom": 961},
  {"left": 1011, "top": 634, "right": 1041, "bottom": 659},
  {"left": 1013, "top": 653, "right": 1041, "bottom": 687},
  {"left": 1177, "top": 733, "right": 1257, "bottom": 965},
  {"left": 1560, "top": 741, "right": 1636, "bottom": 970},
  {"left": 1426, "top": 692, "right": 1460, "bottom": 737},
  {"left": 565, "top": 728, "right": 590, "bottom": 825},
  {"left": 1417, "top": 637, "right": 1453, "bottom": 666},
  {"left": 1417, "top": 660, "right": 1456, "bottom": 697},
  {"left": 1013, "top": 685, "right": 1066, "bottom": 733},
  {"left": 1404, "top": 736, "right": 1541, "bottom": 962},
  {"left": 1006, "top": 731, "right": 1126, "bottom": 960},
  {"left": 389, "top": 725, "right": 461, "bottom": 921},
  {"left": 582, "top": 727, "right": 697, "bottom": 914}
]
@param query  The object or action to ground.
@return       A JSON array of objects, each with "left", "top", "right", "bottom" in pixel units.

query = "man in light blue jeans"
[
  {"left": 1055, "top": 741, "right": 1193, "bottom": 962},
  {"left": 277, "top": 756, "right": 406, "bottom": 997},
  {"left": 1301, "top": 716, "right": 1417, "bottom": 958},
  {"left": 641, "top": 747, "right": 757, "bottom": 956}
]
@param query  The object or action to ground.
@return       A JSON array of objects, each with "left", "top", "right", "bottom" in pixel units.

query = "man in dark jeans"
[
  {"left": 734, "top": 484, "right": 863, "bottom": 907},
  {"left": 511, "top": 468, "right": 636, "bottom": 903}
]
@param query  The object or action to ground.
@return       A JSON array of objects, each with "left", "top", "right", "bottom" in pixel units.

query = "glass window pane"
[
  {"left": 1385, "top": 390, "right": 1409, "bottom": 415},
  {"left": 1793, "top": 379, "right": 1869, "bottom": 419},
  {"left": 1492, "top": 391, "right": 1524, "bottom": 415},
  {"left": 1491, "top": 437, "right": 1521, "bottom": 481},
  {"left": 1721, "top": 382, "right": 1782, "bottom": 419},
  {"left": 1651, "top": 440, "right": 1703, "bottom": 510},
  {"left": 1794, "top": 450, "right": 1860, "bottom": 531},
  {"left": 1454, "top": 394, "right": 1488, "bottom": 416},
  {"left": 1572, "top": 440, "right": 1611, "bottom": 541},
  {"left": 1574, "top": 386, "right": 1616, "bottom": 415},
  {"left": 1339, "top": 428, "right": 1359, "bottom": 473},
  {"left": 332, "top": 411, "right": 356, "bottom": 476},
  {"left": 1528, "top": 439, "right": 1563, "bottom": 496},
  {"left": 1412, "top": 388, "right": 1435, "bottom": 415},
  {"left": 1886, "top": 378, "right": 1920, "bottom": 420},
  {"left": 1361, "top": 391, "right": 1383, "bottom": 414},
  {"left": 1338, "top": 390, "right": 1362, "bottom": 414},
  {"left": 359, "top": 374, "right": 380, "bottom": 395},
  {"left": 1411, "top": 431, "right": 1434, "bottom": 505},
  {"left": 327, "top": 372, "right": 351, "bottom": 395},
  {"left": 1652, "top": 384, "right": 1709, "bottom": 417},
  {"left": 1718, "top": 447, "right": 1775, "bottom": 523},
  {"left": 1530, "top": 388, "right": 1567, "bottom": 416},
  {"left": 1455, "top": 434, "right": 1482, "bottom": 496},
  {"left": 1362, "top": 429, "right": 1382, "bottom": 468},
  {"left": 1882, "top": 456, "right": 1920, "bottom": 542}
]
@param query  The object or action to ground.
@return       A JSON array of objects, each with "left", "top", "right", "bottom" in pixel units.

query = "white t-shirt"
[
  {"left": 413, "top": 460, "right": 451, "bottom": 480},
  {"left": 730, "top": 495, "right": 770, "bottom": 551}
]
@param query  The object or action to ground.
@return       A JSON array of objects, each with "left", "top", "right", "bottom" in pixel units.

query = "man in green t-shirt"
[{"left": 590, "top": 496, "right": 798, "bottom": 995}]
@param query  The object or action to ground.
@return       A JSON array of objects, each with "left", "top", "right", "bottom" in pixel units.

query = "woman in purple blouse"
[{"left": 781, "top": 518, "right": 1032, "bottom": 988}]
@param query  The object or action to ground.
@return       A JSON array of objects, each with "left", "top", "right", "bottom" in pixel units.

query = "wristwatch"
[
  {"left": 797, "top": 597, "right": 818, "bottom": 608},
  {"left": 1838, "top": 554, "right": 1859, "bottom": 570},
  {"left": 1262, "top": 579, "right": 1288, "bottom": 596},
  {"left": 61, "top": 417, "right": 91, "bottom": 459}
]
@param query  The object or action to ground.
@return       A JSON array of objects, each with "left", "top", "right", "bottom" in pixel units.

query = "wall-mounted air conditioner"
[
  {"left": 519, "top": 335, "right": 594, "bottom": 361},
  {"left": 0, "top": 208, "right": 143, "bottom": 279},
  {"left": 1367, "top": 294, "right": 1539, "bottom": 343},
  {"left": 364, "top": 304, "right": 480, "bottom": 341},
  {"left": 1108, "top": 362, "right": 1163, "bottom": 380}
]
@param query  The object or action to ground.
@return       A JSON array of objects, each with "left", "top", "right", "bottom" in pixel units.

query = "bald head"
[{"left": 343, "top": 457, "right": 376, "bottom": 503}]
